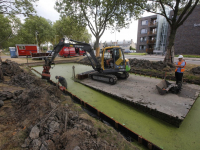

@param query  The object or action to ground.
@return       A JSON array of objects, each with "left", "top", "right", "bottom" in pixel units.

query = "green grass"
[
  {"left": 175, "top": 55, "right": 200, "bottom": 58},
  {"left": 126, "top": 53, "right": 147, "bottom": 55}
]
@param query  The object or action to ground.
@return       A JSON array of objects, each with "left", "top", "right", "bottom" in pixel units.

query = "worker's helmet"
[
  {"left": 178, "top": 55, "right": 183, "bottom": 59},
  {"left": 55, "top": 76, "right": 58, "bottom": 79}
]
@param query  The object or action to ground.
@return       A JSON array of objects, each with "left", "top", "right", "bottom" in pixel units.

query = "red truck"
[
  {"left": 58, "top": 46, "right": 86, "bottom": 57},
  {"left": 16, "top": 44, "right": 39, "bottom": 56}
]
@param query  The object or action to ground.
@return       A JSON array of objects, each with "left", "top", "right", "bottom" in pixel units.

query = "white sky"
[{"left": 27, "top": 0, "right": 154, "bottom": 44}]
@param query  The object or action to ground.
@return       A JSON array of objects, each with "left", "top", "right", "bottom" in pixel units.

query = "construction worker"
[
  {"left": 106, "top": 50, "right": 114, "bottom": 66},
  {"left": 175, "top": 55, "right": 186, "bottom": 84},
  {"left": 55, "top": 76, "right": 67, "bottom": 89}
]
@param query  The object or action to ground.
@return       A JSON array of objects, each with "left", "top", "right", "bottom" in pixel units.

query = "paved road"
[{"left": 124, "top": 55, "right": 200, "bottom": 65}]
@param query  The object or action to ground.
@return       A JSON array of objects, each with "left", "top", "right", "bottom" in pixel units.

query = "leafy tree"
[
  {"left": 0, "top": 0, "right": 38, "bottom": 16},
  {"left": 17, "top": 16, "right": 54, "bottom": 47},
  {"left": 55, "top": 0, "right": 141, "bottom": 56},
  {"left": 132, "top": 0, "right": 200, "bottom": 63},
  {"left": 0, "top": 14, "right": 12, "bottom": 49},
  {"left": 130, "top": 46, "right": 136, "bottom": 50},
  {"left": 52, "top": 17, "right": 91, "bottom": 45}
]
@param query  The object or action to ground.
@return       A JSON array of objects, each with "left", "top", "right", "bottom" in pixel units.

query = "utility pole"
[
  {"left": 55, "top": 35, "right": 58, "bottom": 45},
  {"left": 35, "top": 31, "right": 38, "bottom": 46}
]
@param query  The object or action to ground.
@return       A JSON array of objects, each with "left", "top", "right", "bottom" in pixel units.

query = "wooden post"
[{"left": 26, "top": 55, "right": 28, "bottom": 66}]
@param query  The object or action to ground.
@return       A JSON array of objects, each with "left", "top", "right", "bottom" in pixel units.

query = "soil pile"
[
  {"left": 191, "top": 66, "right": 200, "bottom": 74},
  {"left": 2, "top": 59, "right": 24, "bottom": 77},
  {"left": 0, "top": 60, "right": 140, "bottom": 150},
  {"left": 129, "top": 58, "right": 175, "bottom": 71},
  {"left": 78, "top": 56, "right": 101, "bottom": 66}
]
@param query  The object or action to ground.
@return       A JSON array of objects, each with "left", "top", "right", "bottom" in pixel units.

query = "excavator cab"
[{"left": 101, "top": 47, "right": 130, "bottom": 73}]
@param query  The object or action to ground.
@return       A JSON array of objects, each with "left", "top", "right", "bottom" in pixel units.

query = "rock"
[
  {"left": 0, "top": 100, "right": 4, "bottom": 107},
  {"left": 30, "top": 126, "right": 40, "bottom": 139},
  {"left": 22, "top": 137, "right": 32, "bottom": 148},
  {"left": 49, "top": 121, "right": 60, "bottom": 133},
  {"left": 44, "top": 140, "right": 56, "bottom": 150},
  {"left": 40, "top": 144, "right": 47, "bottom": 150},
  {"left": 30, "top": 139, "right": 42, "bottom": 150},
  {"left": 73, "top": 146, "right": 81, "bottom": 150},
  {"left": 14, "top": 90, "right": 23, "bottom": 96}
]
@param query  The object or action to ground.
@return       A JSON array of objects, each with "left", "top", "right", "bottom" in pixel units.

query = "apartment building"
[
  {"left": 137, "top": 5, "right": 200, "bottom": 55},
  {"left": 136, "top": 15, "right": 159, "bottom": 54}
]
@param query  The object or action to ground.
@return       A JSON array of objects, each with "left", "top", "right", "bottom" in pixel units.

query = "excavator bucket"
[{"left": 156, "top": 80, "right": 171, "bottom": 95}]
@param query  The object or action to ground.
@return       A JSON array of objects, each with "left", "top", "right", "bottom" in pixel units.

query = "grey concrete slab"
[{"left": 78, "top": 74, "right": 200, "bottom": 127}]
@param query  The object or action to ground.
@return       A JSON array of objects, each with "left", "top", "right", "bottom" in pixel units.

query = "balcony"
[
  {"left": 147, "top": 40, "right": 156, "bottom": 44},
  {"left": 148, "top": 31, "right": 157, "bottom": 36},
  {"left": 148, "top": 22, "right": 157, "bottom": 27},
  {"left": 146, "top": 48, "right": 154, "bottom": 54}
]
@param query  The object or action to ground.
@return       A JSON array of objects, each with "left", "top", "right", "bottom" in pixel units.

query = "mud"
[{"left": 0, "top": 60, "right": 140, "bottom": 150}]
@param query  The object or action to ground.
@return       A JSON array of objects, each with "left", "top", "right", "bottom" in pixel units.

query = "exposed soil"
[{"left": 0, "top": 60, "right": 142, "bottom": 150}]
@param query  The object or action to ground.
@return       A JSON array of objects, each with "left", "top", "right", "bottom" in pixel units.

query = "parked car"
[
  {"left": 130, "top": 50, "right": 136, "bottom": 53},
  {"left": 46, "top": 50, "right": 54, "bottom": 55},
  {"left": 124, "top": 49, "right": 131, "bottom": 53}
]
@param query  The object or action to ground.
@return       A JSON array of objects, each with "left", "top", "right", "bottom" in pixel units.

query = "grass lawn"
[
  {"left": 126, "top": 53, "right": 147, "bottom": 55},
  {"left": 175, "top": 55, "right": 200, "bottom": 58}
]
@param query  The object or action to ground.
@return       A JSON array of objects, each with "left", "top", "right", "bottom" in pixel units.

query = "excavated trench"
[{"left": 31, "top": 63, "right": 200, "bottom": 150}]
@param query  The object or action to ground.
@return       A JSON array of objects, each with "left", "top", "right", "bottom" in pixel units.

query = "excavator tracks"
[{"left": 89, "top": 73, "right": 118, "bottom": 85}]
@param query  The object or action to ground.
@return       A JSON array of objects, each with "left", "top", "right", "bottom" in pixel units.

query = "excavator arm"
[{"left": 42, "top": 38, "right": 101, "bottom": 80}]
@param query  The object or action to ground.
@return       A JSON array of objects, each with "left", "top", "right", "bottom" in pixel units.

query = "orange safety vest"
[{"left": 175, "top": 60, "right": 186, "bottom": 72}]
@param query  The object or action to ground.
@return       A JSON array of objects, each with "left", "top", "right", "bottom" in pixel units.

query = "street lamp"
[
  {"left": 55, "top": 35, "right": 58, "bottom": 45},
  {"left": 35, "top": 31, "right": 39, "bottom": 46}
]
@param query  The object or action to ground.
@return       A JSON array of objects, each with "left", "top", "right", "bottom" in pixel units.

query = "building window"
[
  {"left": 139, "top": 45, "right": 146, "bottom": 50},
  {"left": 141, "top": 29, "right": 147, "bottom": 34},
  {"left": 142, "top": 20, "right": 148, "bottom": 25},
  {"left": 140, "top": 37, "right": 147, "bottom": 42}
]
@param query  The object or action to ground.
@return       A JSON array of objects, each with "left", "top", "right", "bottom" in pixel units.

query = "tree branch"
[{"left": 177, "top": 0, "right": 200, "bottom": 28}]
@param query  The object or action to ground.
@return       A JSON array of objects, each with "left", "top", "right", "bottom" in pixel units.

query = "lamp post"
[
  {"left": 55, "top": 35, "right": 58, "bottom": 45},
  {"left": 35, "top": 31, "right": 38, "bottom": 46}
]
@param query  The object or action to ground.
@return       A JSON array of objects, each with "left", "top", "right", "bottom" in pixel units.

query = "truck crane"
[{"left": 42, "top": 38, "right": 131, "bottom": 85}]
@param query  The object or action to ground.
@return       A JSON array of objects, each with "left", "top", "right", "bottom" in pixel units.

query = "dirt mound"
[
  {"left": 78, "top": 56, "right": 101, "bottom": 66},
  {"left": 129, "top": 58, "right": 175, "bottom": 71},
  {"left": 2, "top": 59, "right": 24, "bottom": 77},
  {"left": 191, "top": 66, "right": 200, "bottom": 74}
]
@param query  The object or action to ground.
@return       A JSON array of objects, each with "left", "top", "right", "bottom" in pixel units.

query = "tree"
[
  {"left": 0, "top": 0, "right": 38, "bottom": 16},
  {"left": 0, "top": 14, "right": 12, "bottom": 49},
  {"left": 17, "top": 16, "right": 54, "bottom": 47},
  {"left": 55, "top": 0, "right": 141, "bottom": 56},
  {"left": 132, "top": 0, "right": 200, "bottom": 63},
  {"left": 52, "top": 17, "right": 91, "bottom": 45}
]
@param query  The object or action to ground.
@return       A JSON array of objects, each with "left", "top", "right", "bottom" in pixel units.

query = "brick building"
[{"left": 137, "top": 5, "right": 200, "bottom": 55}]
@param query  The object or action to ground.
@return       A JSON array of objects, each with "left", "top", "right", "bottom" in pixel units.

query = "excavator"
[{"left": 42, "top": 38, "right": 131, "bottom": 85}]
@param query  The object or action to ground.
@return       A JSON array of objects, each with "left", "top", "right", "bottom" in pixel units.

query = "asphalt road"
[{"left": 124, "top": 54, "right": 200, "bottom": 65}]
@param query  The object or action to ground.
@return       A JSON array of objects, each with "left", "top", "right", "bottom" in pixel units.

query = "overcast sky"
[{"left": 32, "top": 0, "right": 154, "bottom": 44}]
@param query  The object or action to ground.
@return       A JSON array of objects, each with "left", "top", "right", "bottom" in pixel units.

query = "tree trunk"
[
  {"left": 95, "top": 37, "right": 100, "bottom": 57},
  {"left": 164, "top": 29, "right": 176, "bottom": 63}
]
